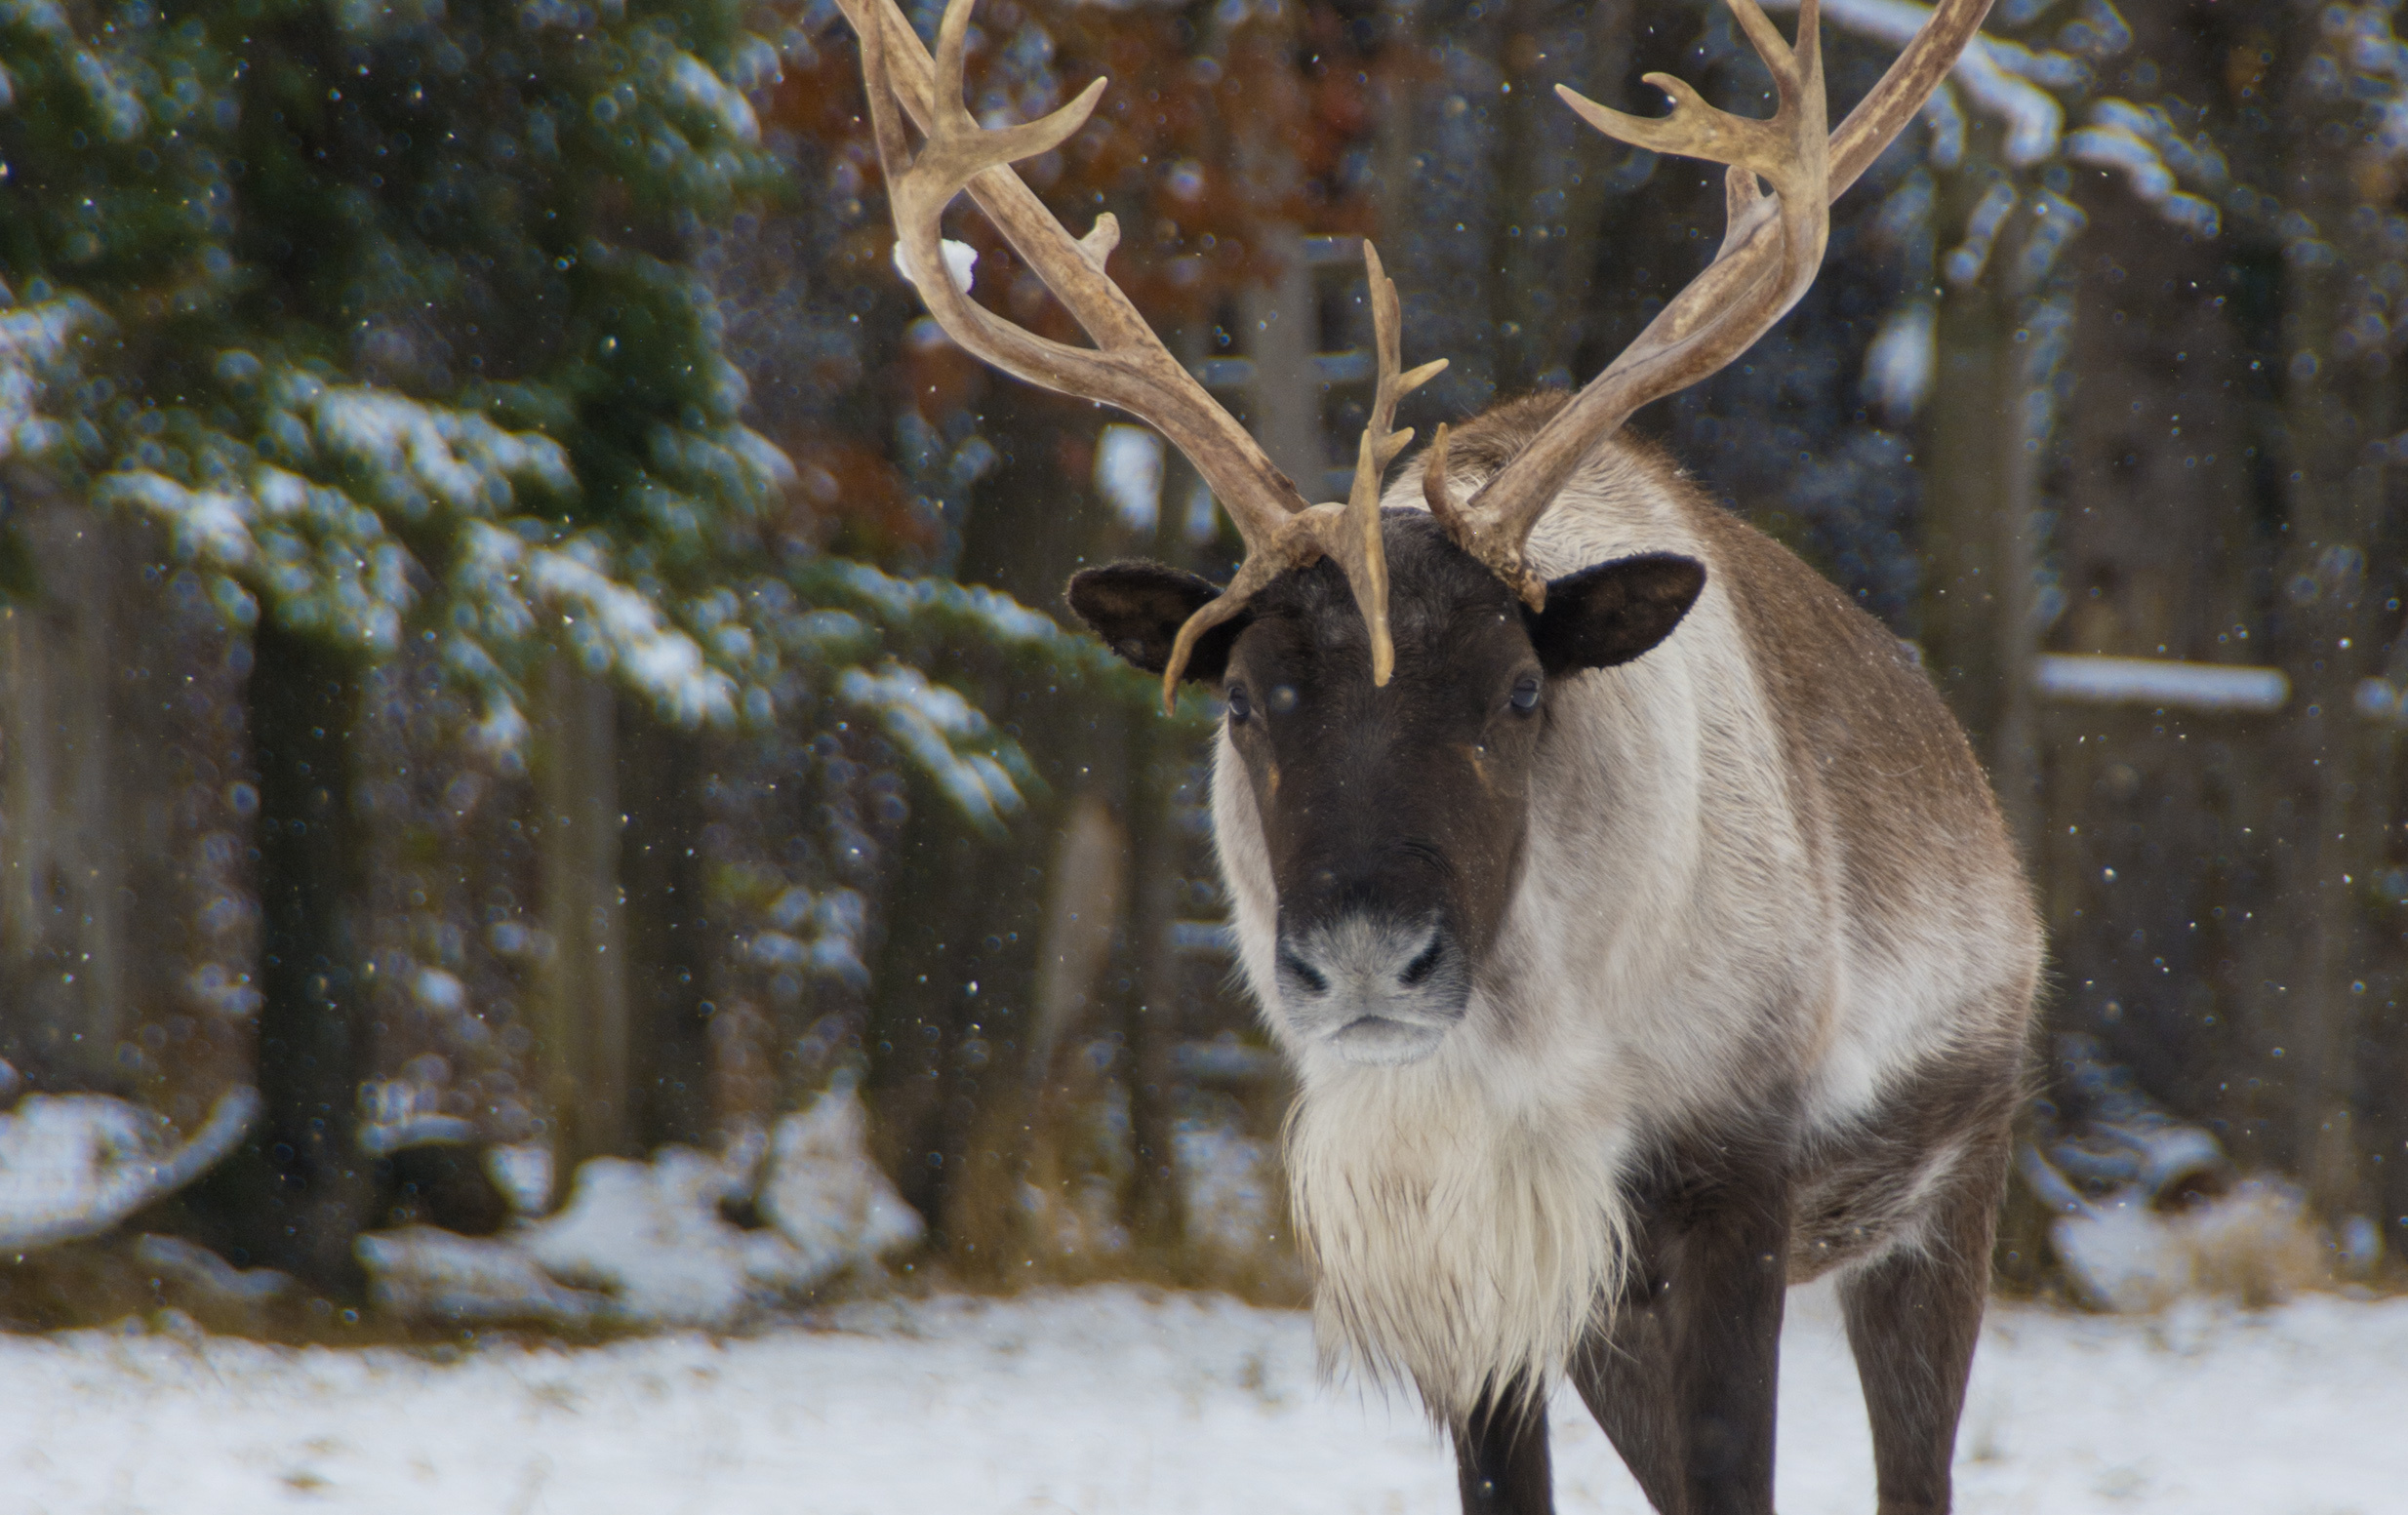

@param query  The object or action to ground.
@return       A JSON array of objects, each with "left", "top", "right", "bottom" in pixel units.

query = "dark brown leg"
[
  {"left": 1568, "top": 1161, "right": 1790, "bottom": 1514},
  {"left": 1454, "top": 1382, "right": 1554, "bottom": 1515},
  {"left": 1838, "top": 1147, "right": 2006, "bottom": 1515}
]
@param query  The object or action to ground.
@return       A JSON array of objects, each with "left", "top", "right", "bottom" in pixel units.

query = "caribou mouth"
[{"left": 1328, "top": 1013, "right": 1451, "bottom": 1066}]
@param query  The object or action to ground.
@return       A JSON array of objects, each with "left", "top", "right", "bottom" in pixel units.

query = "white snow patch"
[
  {"left": 1174, "top": 1119, "right": 1278, "bottom": 1258},
  {"left": 311, "top": 384, "right": 575, "bottom": 518},
  {"left": 97, "top": 469, "right": 258, "bottom": 570},
  {"left": 0, "top": 1087, "right": 260, "bottom": 1252},
  {"left": 486, "top": 1141, "right": 555, "bottom": 1216},
  {"left": 2065, "top": 106, "right": 2222, "bottom": 238},
  {"left": 666, "top": 51, "right": 761, "bottom": 143},
  {"left": 0, "top": 296, "right": 96, "bottom": 464},
  {"left": 1862, "top": 299, "right": 1935, "bottom": 424},
  {"left": 2034, "top": 654, "right": 2288, "bottom": 713},
  {"left": 2050, "top": 1178, "right": 2336, "bottom": 1314},
  {"left": 355, "top": 1092, "right": 921, "bottom": 1329},
  {"left": 756, "top": 1091, "right": 925, "bottom": 1276},
  {"left": 893, "top": 236, "right": 980, "bottom": 298},
  {"left": 457, "top": 522, "right": 738, "bottom": 730},
  {"left": 1095, "top": 423, "right": 1166, "bottom": 535},
  {"left": 520, "top": 1144, "right": 818, "bottom": 1328},
  {"left": 133, "top": 1234, "right": 293, "bottom": 1303},
  {"left": 357, "top": 1227, "right": 608, "bottom": 1325},
  {"left": 838, "top": 662, "right": 1023, "bottom": 828},
  {"left": 1943, "top": 179, "right": 2020, "bottom": 287},
  {"left": 2, "top": 1282, "right": 2404, "bottom": 1512},
  {"left": 820, "top": 558, "right": 1065, "bottom": 646}
]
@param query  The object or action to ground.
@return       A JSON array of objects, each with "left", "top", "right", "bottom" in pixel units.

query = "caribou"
[{"left": 838, "top": 0, "right": 2038, "bottom": 1508}]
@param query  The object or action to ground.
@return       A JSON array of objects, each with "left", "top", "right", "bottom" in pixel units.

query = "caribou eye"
[
  {"left": 1510, "top": 674, "right": 1543, "bottom": 713},
  {"left": 1226, "top": 684, "right": 1252, "bottom": 724}
]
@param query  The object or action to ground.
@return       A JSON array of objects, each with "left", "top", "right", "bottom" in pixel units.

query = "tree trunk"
[{"left": 535, "top": 657, "right": 632, "bottom": 1176}]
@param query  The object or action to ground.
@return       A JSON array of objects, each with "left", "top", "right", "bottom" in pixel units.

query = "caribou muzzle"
[{"left": 1275, "top": 912, "right": 1470, "bottom": 1064}]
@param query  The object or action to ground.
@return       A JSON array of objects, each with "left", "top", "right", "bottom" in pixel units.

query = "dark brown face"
[{"left": 1070, "top": 510, "right": 1703, "bottom": 1065}]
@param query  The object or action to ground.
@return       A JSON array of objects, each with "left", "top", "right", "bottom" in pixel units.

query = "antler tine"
[
  {"left": 1431, "top": 0, "right": 1992, "bottom": 606},
  {"left": 1359, "top": 243, "right": 1449, "bottom": 470},
  {"left": 1322, "top": 241, "right": 1448, "bottom": 690},
  {"left": 1154, "top": 241, "right": 1447, "bottom": 709},
  {"left": 1435, "top": 0, "right": 1825, "bottom": 604},
  {"left": 842, "top": 0, "right": 1310, "bottom": 556}
]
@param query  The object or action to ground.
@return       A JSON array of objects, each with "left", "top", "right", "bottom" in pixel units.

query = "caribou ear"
[
  {"left": 1526, "top": 553, "right": 1706, "bottom": 675},
  {"left": 1066, "top": 563, "right": 1248, "bottom": 681}
]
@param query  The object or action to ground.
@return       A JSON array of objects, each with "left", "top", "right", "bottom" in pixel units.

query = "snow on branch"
[
  {"left": 2065, "top": 98, "right": 2224, "bottom": 237},
  {"left": 665, "top": 51, "right": 761, "bottom": 145},
  {"left": 1761, "top": 0, "right": 2070, "bottom": 165},
  {"left": 2033, "top": 654, "right": 2288, "bottom": 713},
  {"left": 839, "top": 662, "right": 1028, "bottom": 830},
  {"left": 0, "top": 296, "right": 99, "bottom": 466},
  {"left": 1862, "top": 299, "right": 1936, "bottom": 423},
  {"left": 0, "top": 1086, "right": 260, "bottom": 1254},
  {"left": 454, "top": 522, "right": 739, "bottom": 731},
  {"left": 306, "top": 381, "right": 576, "bottom": 520}
]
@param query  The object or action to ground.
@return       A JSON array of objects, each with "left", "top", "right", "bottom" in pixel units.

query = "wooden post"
[
  {"left": 0, "top": 500, "right": 129, "bottom": 1090},
  {"left": 1918, "top": 249, "right": 2016, "bottom": 761},
  {"left": 616, "top": 706, "right": 713, "bottom": 1150},
  {"left": 243, "top": 618, "right": 378, "bottom": 1286},
  {"left": 1240, "top": 222, "right": 1329, "bottom": 500},
  {"left": 1122, "top": 717, "right": 1189, "bottom": 1256},
  {"left": 535, "top": 656, "right": 632, "bottom": 1176}
]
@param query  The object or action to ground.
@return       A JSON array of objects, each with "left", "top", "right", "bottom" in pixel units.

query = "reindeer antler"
[
  {"left": 1155, "top": 244, "right": 1445, "bottom": 707},
  {"left": 850, "top": 0, "right": 1311, "bottom": 552},
  {"left": 847, "top": 0, "right": 1451, "bottom": 709},
  {"left": 1426, "top": 0, "right": 1993, "bottom": 608}
]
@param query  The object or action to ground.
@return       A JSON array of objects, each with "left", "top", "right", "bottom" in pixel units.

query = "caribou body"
[
  {"left": 1074, "top": 405, "right": 2036, "bottom": 1514},
  {"left": 842, "top": 0, "right": 2034, "bottom": 1505}
]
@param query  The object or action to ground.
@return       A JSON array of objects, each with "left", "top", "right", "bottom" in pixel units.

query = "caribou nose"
[{"left": 1274, "top": 916, "right": 1467, "bottom": 1066}]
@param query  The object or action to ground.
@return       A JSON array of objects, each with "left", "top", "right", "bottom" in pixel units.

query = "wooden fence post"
[
  {"left": 0, "top": 500, "right": 130, "bottom": 1091},
  {"left": 535, "top": 656, "right": 632, "bottom": 1176}
]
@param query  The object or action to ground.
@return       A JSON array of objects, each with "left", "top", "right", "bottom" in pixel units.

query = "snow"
[
  {"left": 1093, "top": 423, "right": 1167, "bottom": 535},
  {"left": 0, "top": 1088, "right": 260, "bottom": 1253},
  {"left": 132, "top": 1235, "right": 292, "bottom": 1303},
  {"left": 815, "top": 559, "right": 1064, "bottom": 648},
  {"left": 1, "top": 1281, "right": 2402, "bottom": 1512},
  {"left": 754, "top": 1090, "right": 925, "bottom": 1277},
  {"left": 1761, "top": 0, "right": 2067, "bottom": 166},
  {"left": 1943, "top": 180, "right": 2019, "bottom": 288},
  {"left": 838, "top": 663, "right": 1023, "bottom": 828},
  {"left": 2033, "top": 654, "right": 2289, "bottom": 713},
  {"left": 456, "top": 522, "right": 739, "bottom": 730},
  {"left": 354, "top": 1091, "right": 922, "bottom": 1331},
  {"left": 751, "top": 886, "right": 873, "bottom": 987},
  {"left": 310, "top": 385, "right": 574, "bottom": 519},
  {"left": 485, "top": 1143, "right": 556, "bottom": 1216},
  {"left": 2064, "top": 100, "right": 2223, "bottom": 238},
  {"left": 0, "top": 296, "right": 95, "bottom": 466},
  {"left": 2047, "top": 1180, "right": 2332, "bottom": 1315},
  {"left": 1861, "top": 298, "right": 1935, "bottom": 424},
  {"left": 1095, "top": 423, "right": 1166, "bottom": 536},
  {"left": 666, "top": 51, "right": 762, "bottom": 145},
  {"left": 893, "top": 237, "right": 980, "bottom": 298}
]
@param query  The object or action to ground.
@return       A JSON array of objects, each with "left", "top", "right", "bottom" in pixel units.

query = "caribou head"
[{"left": 842, "top": 0, "right": 1989, "bottom": 1064}]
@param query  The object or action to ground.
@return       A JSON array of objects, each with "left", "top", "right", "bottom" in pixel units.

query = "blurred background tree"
[{"left": 4, "top": 0, "right": 2407, "bottom": 1315}]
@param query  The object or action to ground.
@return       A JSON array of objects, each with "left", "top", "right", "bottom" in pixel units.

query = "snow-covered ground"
[{"left": 2, "top": 1281, "right": 2400, "bottom": 1514}]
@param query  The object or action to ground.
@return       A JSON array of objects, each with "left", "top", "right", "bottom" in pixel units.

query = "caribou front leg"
[
  {"left": 1453, "top": 1380, "right": 1555, "bottom": 1515},
  {"left": 1569, "top": 1149, "right": 1791, "bottom": 1515}
]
